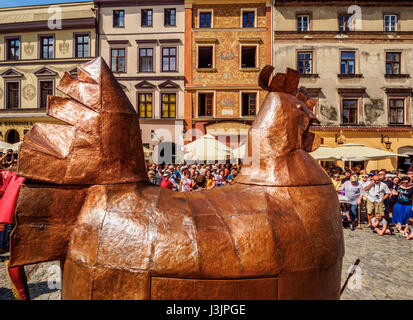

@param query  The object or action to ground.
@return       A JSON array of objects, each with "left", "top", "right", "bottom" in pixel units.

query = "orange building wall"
[{"left": 184, "top": 2, "right": 272, "bottom": 139}]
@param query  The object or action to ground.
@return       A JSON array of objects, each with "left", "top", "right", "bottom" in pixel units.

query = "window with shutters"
[
  {"left": 386, "top": 52, "right": 401, "bottom": 75},
  {"left": 165, "top": 8, "right": 176, "bottom": 26},
  {"left": 139, "top": 48, "right": 153, "bottom": 72},
  {"left": 161, "top": 93, "right": 176, "bottom": 118},
  {"left": 198, "top": 93, "right": 213, "bottom": 117},
  {"left": 142, "top": 9, "right": 152, "bottom": 27},
  {"left": 39, "top": 80, "right": 53, "bottom": 109},
  {"left": 6, "top": 38, "right": 20, "bottom": 60},
  {"left": 6, "top": 82, "right": 19, "bottom": 109},
  {"left": 242, "top": 93, "right": 257, "bottom": 116},
  {"left": 138, "top": 93, "right": 153, "bottom": 118},
  {"left": 113, "top": 10, "right": 125, "bottom": 27},
  {"left": 342, "top": 99, "right": 358, "bottom": 124},
  {"left": 111, "top": 48, "right": 125, "bottom": 72},
  {"left": 198, "top": 46, "right": 213, "bottom": 69},
  {"left": 389, "top": 99, "right": 404, "bottom": 124}
]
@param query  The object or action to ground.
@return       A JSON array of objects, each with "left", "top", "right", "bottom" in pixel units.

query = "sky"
[{"left": 0, "top": 0, "right": 91, "bottom": 8}]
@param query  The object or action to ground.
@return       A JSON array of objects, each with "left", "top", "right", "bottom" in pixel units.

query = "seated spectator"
[
  {"left": 179, "top": 170, "right": 192, "bottom": 192},
  {"left": 226, "top": 169, "right": 237, "bottom": 184},
  {"left": 194, "top": 174, "right": 206, "bottom": 190},
  {"left": 331, "top": 174, "right": 342, "bottom": 193},
  {"left": 191, "top": 170, "right": 200, "bottom": 190},
  {"left": 340, "top": 203, "right": 351, "bottom": 229},
  {"left": 205, "top": 170, "right": 216, "bottom": 190},
  {"left": 370, "top": 213, "right": 394, "bottom": 236},
  {"left": 215, "top": 170, "right": 226, "bottom": 187}
]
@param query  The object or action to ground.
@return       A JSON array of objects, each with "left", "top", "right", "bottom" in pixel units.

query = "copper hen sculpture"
[{"left": 10, "top": 58, "right": 344, "bottom": 300}]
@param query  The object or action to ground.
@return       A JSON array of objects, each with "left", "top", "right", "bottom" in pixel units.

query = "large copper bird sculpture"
[{"left": 9, "top": 58, "right": 344, "bottom": 300}]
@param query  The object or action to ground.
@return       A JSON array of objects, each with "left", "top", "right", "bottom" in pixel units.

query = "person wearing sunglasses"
[
  {"left": 331, "top": 174, "right": 342, "bottom": 193},
  {"left": 391, "top": 176, "right": 413, "bottom": 233},
  {"left": 364, "top": 175, "right": 391, "bottom": 227}
]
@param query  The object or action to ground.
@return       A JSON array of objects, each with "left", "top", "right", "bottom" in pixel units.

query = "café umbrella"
[
  {"left": 333, "top": 143, "right": 405, "bottom": 160},
  {"left": 183, "top": 134, "right": 232, "bottom": 161}
]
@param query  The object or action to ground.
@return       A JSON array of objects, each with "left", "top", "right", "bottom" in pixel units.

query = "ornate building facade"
[
  {"left": 273, "top": 0, "right": 413, "bottom": 171},
  {"left": 184, "top": 0, "right": 273, "bottom": 147},
  {"left": 0, "top": 1, "right": 96, "bottom": 143}
]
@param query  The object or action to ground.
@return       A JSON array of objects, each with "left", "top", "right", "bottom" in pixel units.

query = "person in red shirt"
[{"left": 160, "top": 172, "right": 174, "bottom": 190}]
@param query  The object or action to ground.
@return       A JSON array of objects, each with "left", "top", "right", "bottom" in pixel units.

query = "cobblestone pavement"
[{"left": 1, "top": 226, "right": 412, "bottom": 300}]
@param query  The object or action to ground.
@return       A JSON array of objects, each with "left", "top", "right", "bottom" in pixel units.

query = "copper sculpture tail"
[{"left": 17, "top": 57, "right": 148, "bottom": 185}]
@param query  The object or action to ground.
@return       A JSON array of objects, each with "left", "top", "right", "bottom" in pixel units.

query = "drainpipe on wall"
[
  {"left": 271, "top": 0, "right": 274, "bottom": 65},
  {"left": 95, "top": 2, "right": 100, "bottom": 57}
]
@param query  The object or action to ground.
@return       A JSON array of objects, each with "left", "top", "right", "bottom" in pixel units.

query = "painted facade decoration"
[{"left": 184, "top": 0, "right": 272, "bottom": 145}]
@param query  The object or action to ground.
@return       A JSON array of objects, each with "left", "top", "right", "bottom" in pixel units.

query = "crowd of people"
[
  {"left": 146, "top": 162, "right": 241, "bottom": 192},
  {"left": 326, "top": 164, "right": 413, "bottom": 240}
]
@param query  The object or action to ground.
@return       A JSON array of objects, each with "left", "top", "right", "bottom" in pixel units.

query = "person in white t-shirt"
[{"left": 364, "top": 175, "right": 390, "bottom": 227}]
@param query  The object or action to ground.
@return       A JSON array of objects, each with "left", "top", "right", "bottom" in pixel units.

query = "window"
[
  {"left": 6, "top": 38, "right": 20, "bottom": 61},
  {"left": 242, "top": 93, "right": 257, "bottom": 116},
  {"left": 6, "top": 82, "right": 19, "bottom": 109},
  {"left": 340, "top": 51, "right": 355, "bottom": 74},
  {"left": 339, "top": 15, "right": 352, "bottom": 31},
  {"left": 139, "top": 48, "right": 153, "bottom": 72},
  {"left": 111, "top": 48, "right": 125, "bottom": 72},
  {"left": 75, "top": 34, "right": 90, "bottom": 58},
  {"left": 199, "top": 12, "right": 212, "bottom": 28},
  {"left": 138, "top": 93, "right": 152, "bottom": 118},
  {"left": 242, "top": 11, "right": 255, "bottom": 28},
  {"left": 297, "top": 51, "right": 312, "bottom": 74},
  {"left": 164, "top": 8, "right": 176, "bottom": 26},
  {"left": 389, "top": 99, "right": 404, "bottom": 124},
  {"left": 39, "top": 80, "right": 53, "bottom": 108},
  {"left": 241, "top": 46, "right": 256, "bottom": 68},
  {"left": 198, "top": 93, "right": 213, "bottom": 117},
  {"left": 386, "top": 52, "right": 401, "bottom": 75},
  {"left": 161, "top": 93, "right": 176, "bottom": 118},
  {"left": 297, "top": 15, "right": 310, "bottom": 31},
  {"left": 162, "top": 47, "right": 177, "bottom": 72},
  {"left": 384, "top": 14, "right": 397, "bottom": 32},
  {"left": 198, "top": 46, "right": 213, "bottom": 68},
  {"left": 40, "top": 36, "right": 54, "bottom": 59},
  {"left": 342, "top": 99, "right": 358, "bottom": 124},
  {"left": 142, "top": 9, "right": 152, "bottom": 27},
  {"left": 113, "top": 10, "right": 125, "bottom": 28}
]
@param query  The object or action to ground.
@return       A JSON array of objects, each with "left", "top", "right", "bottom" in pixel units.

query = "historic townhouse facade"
[
  {"left": 0, "top": 1, "right": 96, "bottom": 143},
  {"left": 273, "top": 0, "right": 413, "bottom": 171},
  {"left": 95, "top": 0, "right": 185, "bottom": 160},
  {"left": 184, "top": 0, "right": 273, "bottom": 148}
]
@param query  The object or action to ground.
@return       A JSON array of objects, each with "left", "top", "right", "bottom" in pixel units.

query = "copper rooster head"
[
  {"left": 256, "top": 65, "right": 321, "bottom": 154},
  {"left": 236, "top": 65, "right": 328, "bottom": 186},
  {"left": 17, "top": 57, "right": 148, "bottom": 185}
]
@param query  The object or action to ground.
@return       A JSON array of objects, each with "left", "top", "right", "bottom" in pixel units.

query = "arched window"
[
  {"left": 397, "top": 146, "right": 413, "bottom": 173},
  {"left": 5, "top": 129, "right": 20, "bottom": 144}
]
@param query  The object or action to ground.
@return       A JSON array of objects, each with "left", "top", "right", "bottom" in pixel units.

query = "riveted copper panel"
[{"left": 151, "top": 277, "right": 278, "bottom": 300}]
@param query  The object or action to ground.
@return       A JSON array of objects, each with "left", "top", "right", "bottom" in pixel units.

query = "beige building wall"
[
  {"left": 274, "top": 6, "right": 413, "bottom": 32},
  {"left": 274, "top": 41, "right": 413, "bottom": 126},
  {"left": 0, "top": 2, "right": 96, "bottom": 143},
  {"left": 99, "top": 2, "right": 185, "bottom": 154},
  {"left": 273, "top": 2, "right": 413, "bottom": 171}
]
